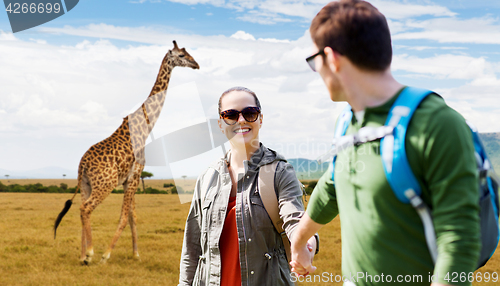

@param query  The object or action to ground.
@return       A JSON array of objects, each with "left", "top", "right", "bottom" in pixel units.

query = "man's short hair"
[{"left": 310, "top": 0, "right": 392, "bottom": 71}]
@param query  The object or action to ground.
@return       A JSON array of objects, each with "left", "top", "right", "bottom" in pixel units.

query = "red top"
[{"left": 219, "top": 196, "right": 241, "bottom": 286}]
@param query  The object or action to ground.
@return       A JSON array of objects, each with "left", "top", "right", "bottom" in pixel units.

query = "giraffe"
[{"left": 54, "top": 41, "right": 199, "bottom": 265}]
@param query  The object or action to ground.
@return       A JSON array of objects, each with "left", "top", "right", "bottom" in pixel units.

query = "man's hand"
[
  {"left": 290, "top": 213, "right": 323, "bottom": 276},
  {"left": 290, "top": 236, "right": 317, "bottom": 276}
]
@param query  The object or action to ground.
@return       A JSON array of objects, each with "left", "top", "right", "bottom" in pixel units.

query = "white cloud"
[
  {"left": 257, "top": 0, "right": 322, "bottom": 19},
  {"left": 392, "top": 54, "right": 493, "bottom": 80},
  {"left": 40, "top": 24, "right": 179, "bottom": 45},
  {"left": 370, "top": 0, "right": 456, "bottom": 19},
  {"left": 231, "top": 30, "right": 256, "bottom": 41},
  {"left": 0, "top": 30, "right": 17, "bottom": 41},
  {"left": 229, "top": 31, "right": 289, "bottom": 44},
  {"left": 167, "top": 0, "right": 222, "bottom": 5},
  {"left": 258, "top": 37, "right": 290, "bottom": 43},
  {"left": 391, "top": 52, "right": 500, "bottom": 132},
  {"left": 393, "top": 16, "right": 500, "bottom": 44},
  {"left": 29, "top": 38, "right": 47, "bottom": 44},
  {"left": 387, "top": 19, "right": 408, "bottom": 34},
  {"left": 157, "top": 0, "right": 455, "bottom": 24},
  {"left": 237, "top": 10, "right": 294, "bottom": 25},
  {"left": 442, "top": 85, "right": 500, "bottom": 133}
]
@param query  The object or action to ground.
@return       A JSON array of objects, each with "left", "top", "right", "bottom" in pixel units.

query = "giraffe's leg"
[
  {"left": 80, "top": 200, "right": 96, "bottom": 265},
  {"left": 128, "top": 164, "right": 143, "bottom": 260},
  {"left": 101, "top": 174, "right": 140, "bottom": 264},
  {"left": 79, "top": 176, "right": 92, "bottom": 263},
  {"left": 80, "top": 226, "right": 87, "bottom": 262},
  {"left": 80, "top": 185, "right": 112, "bottom": 265},
  {"left": 128, "top": 195, "right": 140, "bottom": 260}
]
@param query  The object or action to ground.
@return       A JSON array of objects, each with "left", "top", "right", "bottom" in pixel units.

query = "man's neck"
[{"left": 341, "top": 68, "right": 403, "bottom": 112}]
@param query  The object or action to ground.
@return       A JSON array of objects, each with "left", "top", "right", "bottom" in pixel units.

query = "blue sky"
[
  {"left": 1, "top": 0, "right": 500, "bottom": 178},
  {"left": 1, "top": 0, "right": 311, "bottom": 42}
]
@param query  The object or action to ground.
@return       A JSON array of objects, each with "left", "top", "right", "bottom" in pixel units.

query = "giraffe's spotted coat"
[{"left": 67, "top": 41, "right": 199, "bottom": 264}]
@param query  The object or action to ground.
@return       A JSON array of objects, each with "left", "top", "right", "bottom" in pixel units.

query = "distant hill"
[
  {"left": 479, "top": 133, "right": 500, "bottom": 172},
  {"left": 287, "top": 158, "right": 329, "bottom": 180}
]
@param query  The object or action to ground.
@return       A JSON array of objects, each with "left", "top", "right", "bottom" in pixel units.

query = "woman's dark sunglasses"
[
  {"left": 305, "top": 50, "right": 325, "bottom": 72},
  {"left": 220, "top": 106, "right": 261, "bottom": 125}
]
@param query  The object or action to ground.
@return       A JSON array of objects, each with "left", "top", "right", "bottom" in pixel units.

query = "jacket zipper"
[{"left": 241, "top": 160, "right": 250, "bottom": 286}]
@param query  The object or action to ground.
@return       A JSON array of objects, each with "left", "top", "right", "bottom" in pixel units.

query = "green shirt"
[{"left": 307, "top": 88, "right": 481, "bottom": 286}]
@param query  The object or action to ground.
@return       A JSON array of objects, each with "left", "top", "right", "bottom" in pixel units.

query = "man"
[{"left": 290, "top": 1, "right": 480, "bottom": 286}]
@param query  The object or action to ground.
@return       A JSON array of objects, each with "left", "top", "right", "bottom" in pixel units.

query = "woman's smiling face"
[{"left": 218, "top": 90, "right": 263, "bottom": 150}]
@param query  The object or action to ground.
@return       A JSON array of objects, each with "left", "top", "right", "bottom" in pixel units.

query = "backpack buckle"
[{"left": 405, "top": 189, "right": 425, "bottom": 209}]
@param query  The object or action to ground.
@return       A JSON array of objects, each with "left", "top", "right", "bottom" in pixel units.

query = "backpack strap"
[
  {"left": 380, "top": 86, "right": 437, "bottom": 263},
  {"left": 328, "top": 104, "right": 393, "bottom": 182},
  {"left": 258, "top": 160, "right": 291, "bottom": 262},
  {"left": 330, "top": 104, "right": 353, "bottom": 182},
  {"left": 381, "top": 87, "right": 433, "bottom": 202}
]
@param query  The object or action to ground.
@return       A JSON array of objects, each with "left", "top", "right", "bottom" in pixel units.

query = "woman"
[{"left": 178, "top": 87, "right": 317, "bottom": 286}]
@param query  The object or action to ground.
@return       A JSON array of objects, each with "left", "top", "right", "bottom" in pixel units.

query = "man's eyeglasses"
[
  {"left": 306, "top": 50, "right": 325, "bottom": 72},
  {"left": 220, "top": 106, "right": 261, "bottom": 125}
]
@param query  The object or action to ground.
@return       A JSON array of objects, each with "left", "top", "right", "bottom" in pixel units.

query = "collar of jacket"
[{"left": 219, "top": 143, "right": 286, "bottom": 174}]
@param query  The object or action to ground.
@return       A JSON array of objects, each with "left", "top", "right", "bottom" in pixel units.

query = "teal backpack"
[{"left": 330, "top": 86, "right": 500, "bottom": 268}]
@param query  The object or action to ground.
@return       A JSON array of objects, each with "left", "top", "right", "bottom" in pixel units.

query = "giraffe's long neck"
[
  {"left": 141, "top": 58, "right": 174, "bottom": 129},
  {"left": 149, "top": 58, "right": 173, "bottom": 98},
  {"left": 126, "top": 57, "right": 174, "bottom": 166}
]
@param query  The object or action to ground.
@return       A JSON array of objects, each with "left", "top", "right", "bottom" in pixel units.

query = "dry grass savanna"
[{"left": 0, "top": 179, "right": 499, "bottom": 285}]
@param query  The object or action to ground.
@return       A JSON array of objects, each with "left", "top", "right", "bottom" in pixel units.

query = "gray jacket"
[{"left": 178, "top": 144, "right": 304, "bottom": 286}]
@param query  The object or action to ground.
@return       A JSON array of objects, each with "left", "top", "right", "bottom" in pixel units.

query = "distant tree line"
[
  {"left": 0, "top": 181, "right": 188, "bottom": 194},
  {"left": 302, "top": 180, "right": 318, "bottom": 196},
  {"left": 0, "top": 182, "right": 72, "bottom": 193}
]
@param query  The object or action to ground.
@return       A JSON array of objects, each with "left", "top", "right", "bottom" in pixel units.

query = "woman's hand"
[
  {"left": 290, "top": 236, "right": 317, "bottom": 276},
  {"left": 290, "top": 213, "right": 322, "bottom": 277}
]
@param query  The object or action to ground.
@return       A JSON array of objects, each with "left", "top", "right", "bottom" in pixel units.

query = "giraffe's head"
[{"left": 166, "top": 40, "right": 200, "bottom": 70}]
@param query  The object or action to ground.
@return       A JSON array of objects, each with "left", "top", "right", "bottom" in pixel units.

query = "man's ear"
[
  {"left": 324, "top": 46, "right": 341, "bottom": 72},
  {"left": 259, "top": 113, "right": 263, "bottom": 129}
]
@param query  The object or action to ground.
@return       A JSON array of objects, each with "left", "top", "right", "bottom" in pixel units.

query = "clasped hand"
[{"left": 290, "top": 236, "right": 317, "bottom": 277}]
